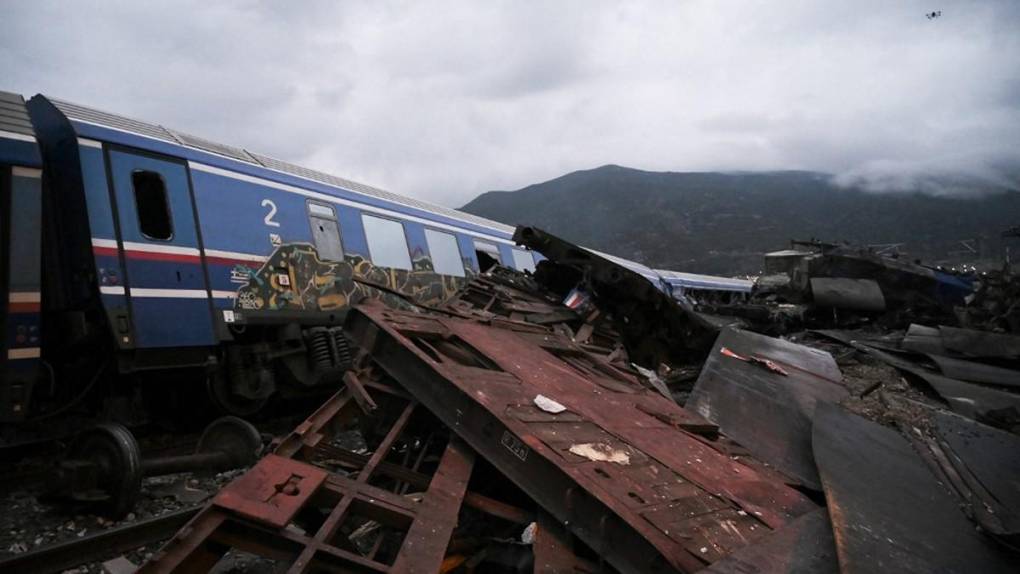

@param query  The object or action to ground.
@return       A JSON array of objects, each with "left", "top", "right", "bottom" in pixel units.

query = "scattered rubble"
[{"left": 2, "top": 227, "right": 1019, "bottom": 572}]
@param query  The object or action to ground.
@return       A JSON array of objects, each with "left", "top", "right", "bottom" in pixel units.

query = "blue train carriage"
[
  {"left": 655, "top": 268, "right": 753, "bottom": 304},
  {"left": 23, "top": 94, "right": 541, "bottom": 415},
  {"left": 0, "top": 92, "right": 44, "bottom": 422}
]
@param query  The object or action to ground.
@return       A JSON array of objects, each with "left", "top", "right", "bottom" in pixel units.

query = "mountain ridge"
[{"left": 461, "top": 165, "right": 1020, "bottom": 275}]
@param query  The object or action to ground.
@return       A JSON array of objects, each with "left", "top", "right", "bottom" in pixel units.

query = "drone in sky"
[{"left": 926, "top": 10, "right": 942, "bottom": 20}]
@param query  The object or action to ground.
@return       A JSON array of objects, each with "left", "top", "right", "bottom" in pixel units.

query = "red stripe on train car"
[
  {"left": 123, "top": 250, "right": 202, "bottom": 263},
  {"left": 92, "top": 245, "right": 120, "bottom": 257}
]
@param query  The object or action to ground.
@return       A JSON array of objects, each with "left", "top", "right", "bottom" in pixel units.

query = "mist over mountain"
[{"left": 461, "top": 165, "right": 1020, "bottom": 276}]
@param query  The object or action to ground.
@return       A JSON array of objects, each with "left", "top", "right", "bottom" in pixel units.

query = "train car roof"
[
  {"left": 0, "top": 91, "right": 42, "bottom": 167},
  {"left": 31, "top": 93, "right": 749, "bottom": 294},
  {"left": 655, "top": 269, "right": 754, "bottom": 292},
  {"left": 40, "top": 94, "right": 516, "bottom": 238}
]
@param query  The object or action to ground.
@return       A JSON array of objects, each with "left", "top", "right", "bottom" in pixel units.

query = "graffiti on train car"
[{"left": 233, "top": 243, "right": 470, "bottom": 313}]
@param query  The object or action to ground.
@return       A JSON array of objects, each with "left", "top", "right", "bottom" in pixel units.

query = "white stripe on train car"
[
  {"left": 92, "top": 238, "right": 120, "bottom": 249},
  {"left": 203, "top": 249, "right": 268, "bottom": 262},
  {"left": 9, "top": 292, "right": 41, "bottom": 303},
  {"left": 8, "top": 348, "right": 41, "bottom": 360},
  {"left": 77, "top": 138, "right": 104, "bottom": 149},
  {"left": 129, "top": 288, "right": 209, "bottom": 299},
  {"left": 121, "top": 242, "right": 201, "bottom": 256},
  {"left": 210, "top": 290, "right": 237, "bottom": 299},
  {"left": 12, "top": 167, "right": 42, "bottom": 178},
  {"left": 188, "top": 161, "right": 518, "bottom": 246},
  {"left": 99, "top": 286, "right": 126, "bottom": 295},
  {"left": 0, "top": 130, "right": 36, "bottom": 143}
]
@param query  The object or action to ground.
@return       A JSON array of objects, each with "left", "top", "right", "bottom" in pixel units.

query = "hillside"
[{"left": 460, "top": 165, "right": 1020, "bottom": 275}]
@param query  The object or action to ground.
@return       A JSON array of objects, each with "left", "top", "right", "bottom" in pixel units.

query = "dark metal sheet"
[
  {"left": 928, "top": 354, "right": 1020, "bottom": 388},
  {"left": 701, "top": 509, "right": 838, "bottom": 574},
  {"left": 514, "top": 225, "right": 719, "bottom": 367},
  {"left": 930, "top": 410, "right": 1020, "bottom": 545},
  {"left": 688, "top": 328, "right": 847, "bottom": 489},
  {"left": 901, "top": 324, "right": 945, "bottom": 355},
  {"left": 810, "top": 278, "right": 886, "bottom": 311},
  {"left": 812, "top": 404, "right": 1015, "bottom": 573},
  {"left": 919, "top": 372, "right": 1020, "bottom": 426},
  {"left": 346, "top": 305, "right": 817, "bottom": 573},
  {"left": 939, "top": 326, "right": 1020, "bottom": 359}
]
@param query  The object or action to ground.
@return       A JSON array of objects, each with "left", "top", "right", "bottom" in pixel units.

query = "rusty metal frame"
[
  {"left": 346, "top": 304, "right": 817, "bottom": 573},
  {"left": 140, "top": 374, "right": 493, "bottom": 573}
]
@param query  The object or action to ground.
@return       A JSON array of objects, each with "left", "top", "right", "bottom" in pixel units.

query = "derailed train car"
[
  {"left": 3, "top": 91, "right": 545, "bottom": 421},
  {"left": 1, "top": 90, "right": 749, "bottom": 426}
]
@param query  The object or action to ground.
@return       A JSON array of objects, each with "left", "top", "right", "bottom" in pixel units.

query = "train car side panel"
[
  {"left": 107, "top": 149, "right": 215, "bottom": 347},
  {"left": 78, "top": 139, "right": 134, "bottom": 347}
]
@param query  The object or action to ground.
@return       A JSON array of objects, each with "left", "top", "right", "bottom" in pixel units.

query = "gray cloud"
[{"left": 2, "top": 1, "right": 1018, "bottom": 205}]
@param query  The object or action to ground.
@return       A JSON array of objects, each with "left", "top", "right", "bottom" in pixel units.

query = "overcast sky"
[{"left": 2, "top": 1, "right": 1018, "bottom": 205}]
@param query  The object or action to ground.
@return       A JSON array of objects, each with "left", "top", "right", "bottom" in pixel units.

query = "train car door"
[{"left": 107, "top": 149, "right": 214, "bottom": 348}]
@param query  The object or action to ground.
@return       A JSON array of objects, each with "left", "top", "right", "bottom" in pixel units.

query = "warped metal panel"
[
  {"left": 939, "top": 326, "right": 1020, "bottom": 359},
  {"left": 901, "top": 323, "right": 945, "bottom": 355},
  {"left": 346, "top": 304, "right": 817, "bottom": 574},
  {"left": 927, "top": 354, "right": 1020, "bottom": 388},
  {"left": 688, "top": 328, "right": 847, "bottom": 489},
  {"left": 932, "top": 411, "right": 1020, "bottom": 543},
  {"left": 910, "top": 371, "right": 1020, "bottom": 426},
  {"left": 812, "top": 404, "right": 1015, "bottom": 574}
]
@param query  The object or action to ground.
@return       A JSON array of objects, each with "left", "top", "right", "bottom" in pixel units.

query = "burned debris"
[{"left": 3, "top": 226, "right": 1019, "bottom": 573}]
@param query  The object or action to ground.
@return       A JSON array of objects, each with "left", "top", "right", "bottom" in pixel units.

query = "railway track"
[
  {"left": 0, "top": 412, "right": 310, "bottom": 572},
  {"left": 0, "top": 507, "right": 199, "bottom": 573}
]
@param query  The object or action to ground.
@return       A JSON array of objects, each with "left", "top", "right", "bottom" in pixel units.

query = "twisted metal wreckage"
[{"left": 4, "top": 226, "right": 1019, "bottom": 573}]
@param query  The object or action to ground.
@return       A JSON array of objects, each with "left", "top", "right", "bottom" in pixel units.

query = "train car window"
[
  {"left": 473, "top": 240, "right": 502, "bottom": 273},
  {"left": 362, "top": 214, "right": 412, "bottom": 270},
  {"left": 424, "top": 229, "right": 466, "bottom": 277},
  {"left": 132, "top": 170, "right": 173, "bottom": 240},
  {"left": 511, "top": 248, "right": 536, "bottom": 273},
  {"left": 307, "top": 202, "right": 344, "bottom": 261}
]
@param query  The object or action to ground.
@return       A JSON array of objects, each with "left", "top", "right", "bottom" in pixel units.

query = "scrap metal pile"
[{"left": 130, "top": 228, "right": 1018, "bottom": 573}]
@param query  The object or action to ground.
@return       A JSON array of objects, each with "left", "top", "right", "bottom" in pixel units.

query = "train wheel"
[
  {"left": 67, "top": 423, "right": 142, "bottom": 518},
  {"left": 197, "top": 416, "right": 264, "bottom": 467},
  {"left": 206, "top": 373, "right": 269, "bottom": 418}
]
